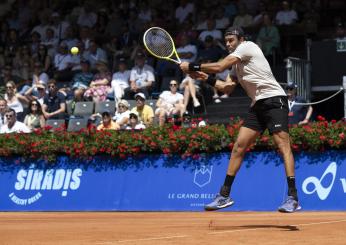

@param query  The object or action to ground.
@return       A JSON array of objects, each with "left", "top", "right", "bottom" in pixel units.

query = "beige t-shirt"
[{"left": 230, "top": 41, "right": 286, "bottom": 106}]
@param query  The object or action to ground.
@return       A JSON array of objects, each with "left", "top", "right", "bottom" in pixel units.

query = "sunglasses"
[
  {"left": 6, "top": 86, "right": 13, "bottom": 89},
  {"left": 5, "top": 114, "right": 13, "bottom": 118},
  {"left": 31, "top": 103, "right": 38, "bottom": 106},
  {"left": 170, "top": 84, "right": 177, "bottom": 87},
  {"left": 48, "top": 85, "right": 56, "bottom": 89}
]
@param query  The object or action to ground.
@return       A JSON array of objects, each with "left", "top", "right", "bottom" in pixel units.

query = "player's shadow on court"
[{"left": 211, "top": 224, "right": 299, "bottom": 232}]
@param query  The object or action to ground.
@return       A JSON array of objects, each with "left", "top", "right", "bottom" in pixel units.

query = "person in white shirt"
[
  {"left": 155, "top": 80, "right": 184, "bottom": 126},
  {"left": 111, "top": 58, "right": 131, "bottom": 103},
  {"left": 198, "top": 19, "right": 222, "bottom": 42},
  {"left": 0, "top": 99, "right": 8, "bottom": 127},
  {"left": 275, "top": 1, "right": 298, "bottom": 25},
  {"left": 175, "top": 0, "right": 195, "bottom": 24},
  {"left": 125, "top": 52, "right": 155, "bottom": 99},
  {"left": 125, "top": 112, "right": 146, "bottom": 130},
  {"left": 0, "top": 108, "right": 31, "bottom": 134},
  {"left": 54, "top": 42, "right": 73, "bottom": 71},
  {"left": 176, "top": 34, "right": 198, "bottom": 63},
  {"left": 180, "top": 26, "right": 300, "bottom": 213}
]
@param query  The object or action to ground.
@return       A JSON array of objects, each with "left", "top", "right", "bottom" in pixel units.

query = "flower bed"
[{"left": 0, "top": 117, "right": 345, "bottom": 162}]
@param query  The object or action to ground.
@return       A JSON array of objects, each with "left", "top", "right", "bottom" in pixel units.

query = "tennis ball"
[{"left": 71, "top": 46, "right": 79, "bottom": 55}]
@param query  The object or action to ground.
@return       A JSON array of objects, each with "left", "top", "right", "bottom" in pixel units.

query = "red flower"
[
  {"left": 319, "top": 135, "right": 326, "bottom": 141},
  {"left": 339, "top": 132, "right": 345, "bottom": 140},
  {"left": 317, "top": 115, "right": 325, "bottom": 121}
]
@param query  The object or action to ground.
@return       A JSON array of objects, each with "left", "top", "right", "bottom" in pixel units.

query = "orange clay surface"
[{"left": 1, "top": 212, "right": 346, "bottom": 244}]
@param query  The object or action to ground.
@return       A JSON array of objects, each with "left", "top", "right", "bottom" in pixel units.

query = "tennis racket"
[{"left": 143, "top": 27, "right": 181, "bottom": 64}]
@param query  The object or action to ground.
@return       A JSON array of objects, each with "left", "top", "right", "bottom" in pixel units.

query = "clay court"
[{"left": 1, "top": 211, "right": 346, "bottom": 244}]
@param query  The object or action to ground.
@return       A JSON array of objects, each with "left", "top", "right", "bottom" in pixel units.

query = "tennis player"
[{"left": 180, "top": 26, "right": 300, "bottom": 213}]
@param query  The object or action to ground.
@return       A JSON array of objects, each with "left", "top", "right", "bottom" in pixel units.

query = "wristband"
[
  {"left": 188, "top": 63, "right": 201, "bottom": 71},
  {"left": 206, "top": 75, "right": 217, "bottom": 87}
]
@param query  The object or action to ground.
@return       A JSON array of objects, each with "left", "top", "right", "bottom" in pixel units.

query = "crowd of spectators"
[{"left": 0, "top": 0, "right": 345, "bottom": 133}]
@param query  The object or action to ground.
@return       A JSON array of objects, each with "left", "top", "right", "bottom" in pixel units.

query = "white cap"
[{"left": 134, "top": 92, "right": 146, "bottom": 100}]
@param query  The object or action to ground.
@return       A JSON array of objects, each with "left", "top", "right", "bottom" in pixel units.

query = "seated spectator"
[
  {"left": 32, "top": 44, "right": 52, "bottom": 76},
  {"left": 113, "top": 99, "right": 131, "bottom": 129},
  {"left": 179, "top": 75, "right": 200, "bottom": 110},
  {"left": 71, "top": 59, "right": 93, "bottom": 90},
  {"left": 125, "top": 52, "right": 155, "bottom": 99},
  {"left": 214, "top": 6, "right": 230, "bottom": 30},
  {"left": 110, "top": 57, "right": 131, "bottom": 103},
  {"left": 42, "top": 79, "right": 66, "bottom": 119},
  {"left": 24, "top": 82, "right": 47, "bottom": 105},
  {"left": 0, "top": 108, "right": 31, "bottom": 133},
  {"left": 19, "top": 61, "right": 49, "bottom": 95},
  {"left": 275, "top": 1, "right": 298, "bottom": 25},
  {"left": 176, "top": 34, "right": 198, "bottom": 63},
  {"left": 175, "top": 0, "right": 195, "bottom": 24},
  {"left": 53, "top": 42, "right": 73, "bottom": 72},
  {"left": 287, "top": 83, "right": 313, "bottom": 125},
  {"left": 198, "top": 19, "right": 223, "bottom": 42},
  {"left": 83, "top": 40, "right": 107, "bottom": 70},
  {"left": 41, "top": 27, "right": 59, "bottom": 57},
  {"left": 125, "top": 112, "right": 146, "bottom": 130},
  {"left": 0, "top": 64, "right": 23, "bottom": 86},
  {"left": 198, "top": 35, "right": 226, "bottom": 63},
  {"left": 256, "top": 14, "right": 280, "bottom": 58},
  {"left": 131, "top": 93, "right": 154, "bottom": 127},
  {"left": 24, "top": 99, "right": 45, "bottom": 130},
  {"left": 334, "top": 22, "right": 346, "bottom": 40},
  {"left": 97, "top": 110, "right": 118, "bottom": 131},
  {"left": 77, "top": 2, "right": 97, "bottom": 28},
  {"left": 0, "top": 99, "right": 8, "bottom": 127},
  {"left": 232, "top": 3, "right": 253, "bottom": 28},
  {"left": 3, "top": 81, "right": 26, "bottom": 121},
  {"left": 155, "top": 80, "right": 184, "bottom": 126},
  {"left": 84, "top": 60, "right": 111, "bottom": 102}
]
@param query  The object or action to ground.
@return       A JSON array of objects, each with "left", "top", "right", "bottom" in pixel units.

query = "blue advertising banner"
[{"left": 0, "top": 151, "right": 345, "bottom": 211}]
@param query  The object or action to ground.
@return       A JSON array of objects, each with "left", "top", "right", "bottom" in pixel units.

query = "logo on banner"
[
  {"left": 194, "top": 165, "right": 213, "bottom": 187},
  {"left": 8, "top": 165, "right": 82, "bottom": 206},
  {"left": 302, "top": 162, "right": 337, "bottom": 200}
]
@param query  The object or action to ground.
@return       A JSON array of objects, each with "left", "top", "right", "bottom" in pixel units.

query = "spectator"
[
  {"left": 256, "top": 14, "right": 280, "bottom": 58},
  {"left": 179, "top": 75, "right": 200, "bottom": 110},
  {"left": 50, "top": 12, "right": 70, "bottom": 42},
  {"left": 198, "top": 19, "right": 223, "bottom": 42},
  {"left": 275, "top": 1, "right": 298, "bottom": 25},
  {"left": 0, "top": 108, "right": 31, "bottom": 133},
  {"left": 131, "top": 92, "right": 154, "bottom": 127},
  {"left": 53, "top": 42, "right": 73, "bottom": 72},
  {"left": 71, "top": 59, "right": 93, "bottom": 90},
  {"left": 155, "top": 80, "right": 184, "bottom": 126},
  {"left": 0, "top": 98, "right": 8, "bottom": 127},
  {"left": 232, "top": 3, "right": 253, "bottom": 28},
  {"left": 0, "top": 64, "right": 23, "bottom": 86},
  {"left": 113, "top": 99, "right": 131, "bottom": 129},
  {"left": 41, "top": 27, "right": 59, "bottom": 57},
  {"left": 286, "top": 83, "right": 313, "bottom": 125},
  {"left": 198, "top": 35, "right": 226, "bottom": 63},
  {"left": 176, "top": 34, "right": 198, "bottom": 63},
  {"left": 24, "top": 99, "right": 45, "bottom": 130},
  {"left": 125, "top": 112, "right": 146, "bottom": 130},
  {"left": 77, "top": 2, "right": 97, "bottom": 28},
  {"left": 83, "top": 40, "right": 107, "bottom": 70},
  {"left": 3, "top": 81, "right": 26, "bottom": 121},
  {"left": 42, "top": 79, "right": 66, "bottom": 119},
  {"left": 214, "top": 6, "right": 230, "bottom": 30},
  {"left": 175, "top": 0, "right": 195, "bottom": 24},
  {"left": 175, "top": 19, "right": 198, "bottom": 47},
  {"left": 125, "top": 52, "right": 155, "bottom": 99},
  {"left": 334, "top": 22, "right": 346, "bottom": 40},
  {"left": 32, "top": 44, "right": 52, "bottom": 76},
  {"left": 62, "top": 26, "right": 79, "bottom": 51},
  {"left": 84, "top": 60, "right": 111, "bottom": 103},
  {"left": 19, "top": 61, "right": 49, "bottom": 95},
  {"left": 111, "top": 57, "right": 131, "bottom": 103},
  {"left": 31, "top": 11, "right": 50, "bottom": 40},
  {"left": 97, "top": 110, "right": 118, "bottom": 130},
  {"left": 24, "top": 82, "right": 47, "bottom": 106}
]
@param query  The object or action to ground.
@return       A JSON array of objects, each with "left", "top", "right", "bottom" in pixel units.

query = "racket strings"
[{"left": 144, "top": 29, "right": 174, "bottom": 57}]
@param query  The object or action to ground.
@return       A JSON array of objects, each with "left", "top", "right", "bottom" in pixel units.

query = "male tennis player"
[{"left": 180, "top": 26, "right": 300, "bottom": 213}]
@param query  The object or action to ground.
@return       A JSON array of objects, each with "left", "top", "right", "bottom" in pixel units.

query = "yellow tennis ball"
[{"left": 71, "top": 46, "right": 79, "bottom": 55}]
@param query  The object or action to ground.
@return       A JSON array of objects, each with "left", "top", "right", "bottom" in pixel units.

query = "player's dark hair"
[{"left": 224, "top": 27, "right": 245, "bottom": 38}]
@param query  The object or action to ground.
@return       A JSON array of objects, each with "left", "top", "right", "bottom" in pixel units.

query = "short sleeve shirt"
[{"left": 230, "top": 41, "right": 286, "bottom": 105}]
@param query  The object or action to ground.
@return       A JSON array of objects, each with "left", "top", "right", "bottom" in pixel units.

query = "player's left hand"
[
  {"left": 189, "top": 71, "right": 209, "bottom": 80},
  {"left": 180, "top": 62, "right": 189, "bottom": 73}
]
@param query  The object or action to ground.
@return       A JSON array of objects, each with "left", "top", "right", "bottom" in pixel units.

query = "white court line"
[
  {"left": 96, "top": 219, "right": 346, "bottom": 244},
  {"left": 208, "top": 219, "right": 346, "bottom": 235},
  {"left": 96, "top": 234, "right": 188, "bottom": 244}
]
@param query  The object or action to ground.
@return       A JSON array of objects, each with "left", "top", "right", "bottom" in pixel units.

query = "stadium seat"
[
  {"left": 95, "top": 101, "right": 116, "bottom": 115},
  {"left": 73, "top": 101, "right": 94, "bottom": 117},
  {"left": 45, "top": 119, "right": 66, "bottom": 130},
  {"left": 67, "top": 118, "right": 88, "bottom": 132}
]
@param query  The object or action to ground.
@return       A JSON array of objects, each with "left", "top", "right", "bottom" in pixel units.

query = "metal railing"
[{"left": 285, "top": 57, "right": 312, "bottom": 102}]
